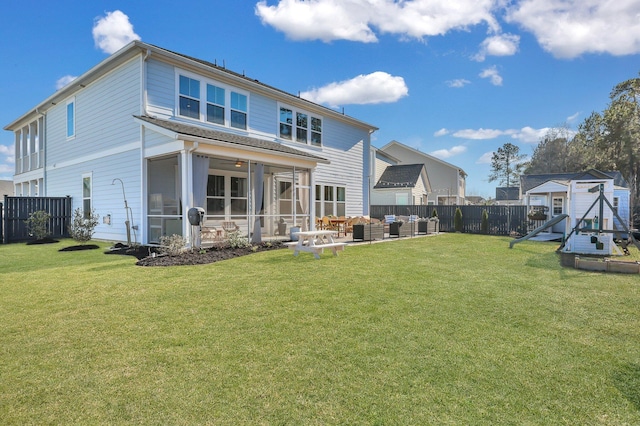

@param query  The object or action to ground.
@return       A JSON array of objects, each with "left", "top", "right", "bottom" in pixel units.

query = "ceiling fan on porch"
[{"left": 216, "top": 159, "right": 245, "bottom": 168}]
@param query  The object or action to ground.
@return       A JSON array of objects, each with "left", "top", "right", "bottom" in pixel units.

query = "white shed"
[{"left": 561, "top": 179, "right": 619, "bottom": 255}]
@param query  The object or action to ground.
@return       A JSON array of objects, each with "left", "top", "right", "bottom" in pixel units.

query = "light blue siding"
[
  {"left": 47, "top": 57, "right": 141, "bottom": 166},
  {"left": 613, "top": 188, "right": 631, "bottom": 232},
  {"left": 314, "top": 118, "right": 368, "bottom": 216},
  {"left": 146, "top": 59, "right": 175, "bottom": 118},
  {"left": 47, "top": 149, "right": 142, "bottom": 243}
]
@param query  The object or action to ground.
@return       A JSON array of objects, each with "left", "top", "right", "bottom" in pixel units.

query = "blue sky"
[{"left": 2, "top": 1, "right": 639, "bottom": 197}]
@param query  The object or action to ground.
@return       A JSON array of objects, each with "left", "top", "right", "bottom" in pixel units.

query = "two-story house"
[
  {"left": 4, "top": 41, "right": 378, "bottom": 245},
  {"left": 371, "top": 141, "right": 466, "bottom": 206}
]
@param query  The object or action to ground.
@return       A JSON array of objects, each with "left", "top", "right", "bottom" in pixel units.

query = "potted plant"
[{"left": 527, "top": 206, "right": 548, "bottom": 221}]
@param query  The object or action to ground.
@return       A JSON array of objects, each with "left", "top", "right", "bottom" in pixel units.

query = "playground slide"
[{"left": 509, "top": 214, "right": 568, "bottom": 249}]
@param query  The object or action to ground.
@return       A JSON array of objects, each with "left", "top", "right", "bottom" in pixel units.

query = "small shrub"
[
  {"left": 431, "top": 208, "right": 438, "bottom": 218},
  {"left": 159, "top": 234, "right": 187, "bottom": 256},
  {"left": 225, "top": 230, "right": 251, "bottom": 249},
  {"left": 25, "top": 210, "right": 51, "bottom": 240},
  {"left": 481, "top": 209, "right": 489, "bottom": 234},
  {"left": 69, "top": 208, "right": 99, "bottom": 244},
  {"left": 454, "top": 207, "right": 463, "bottom": 232}
]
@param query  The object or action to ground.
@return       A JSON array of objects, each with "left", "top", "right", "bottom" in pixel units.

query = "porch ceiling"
[{"left": 134, "top": 115, "right": 329, "bottom": 164}]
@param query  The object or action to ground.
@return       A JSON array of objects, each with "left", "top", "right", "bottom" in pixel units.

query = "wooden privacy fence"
[
  {"left": 2, "top": 196, "right": 72, "bottom": 244},
  {"left": 370, "top": 205, "right": 529, "bottom": 236}
]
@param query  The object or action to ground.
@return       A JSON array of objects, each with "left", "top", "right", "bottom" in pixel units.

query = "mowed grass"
[{"left": 1, "top": 234, "right": 639, "bottom": 424}]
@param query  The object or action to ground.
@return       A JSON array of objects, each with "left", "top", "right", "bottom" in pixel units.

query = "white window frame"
[
  {"left": 552, "top": 197, "right": 564, "bottom": 216},
  {"left": 314, "top": 184, "right": 345, "bottom": 217},
  {"left": 66, "top": 97, "right": 75, "bottom": 139},
  {"left": 175, "top": 70, "right": 249, "bottom": 130},
  {"left": 613, "top": 196, "right": 619, "bottom": 213},
  {"left": 278, "top": 103, "right": 322, "bottom": 146},
  {"left": 205, "top": 172, "right": 248, "bottom": 220},
  {"left": 82, "top": 172, "right": 92, "bottom": 219}
]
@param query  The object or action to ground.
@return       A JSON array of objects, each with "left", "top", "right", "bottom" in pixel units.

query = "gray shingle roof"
[
  {"left": 374, "top": 164, "right": 425, "bottom": 189},
  {"left": 135, "top": 115, "right": 328, "bottom": 163},
  {"left": 520, "top": 169, "right": 628, "bottom": 193}
]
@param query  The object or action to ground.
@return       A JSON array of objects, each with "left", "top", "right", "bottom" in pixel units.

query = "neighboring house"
[
  {"left": 521, "top": 169, "right": 631, "bottom": 237},
  {"left": 465, "top": 195, "right": 486, "bottom": 205},
  {"left": 371, "top": 163, "right": 431, "bottom": 206},
  {"left": 376, "top": 140, "right": 466, "bottom": 205},
  {"left": 4, "top": 41, "right": 378, "bottom": 245},
  {"left": 0, "top": 179, "right": 13, "bottom": 199}
]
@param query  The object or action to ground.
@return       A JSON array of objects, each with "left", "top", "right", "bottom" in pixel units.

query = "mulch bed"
[{"left": 105, "top": 241, "right": 285, "bottom": 267}]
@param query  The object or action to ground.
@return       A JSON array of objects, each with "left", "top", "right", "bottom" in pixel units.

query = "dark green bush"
[
  {"left": 481, "top": 209, "right": 489, "bottom": 234},
  {"left": 454, "top": 207, "right": 463, "bottom": 232}
]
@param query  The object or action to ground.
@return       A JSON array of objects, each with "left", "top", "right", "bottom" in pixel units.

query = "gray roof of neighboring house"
[
  {"left": 135, "top": 115, "right": 329, "bottom": 163},
  {"left": 374, "top": 164, "right": 425, "bottom": 189},
  {"left": 520, "top": 169, "right": 628, "bottom": 194}
]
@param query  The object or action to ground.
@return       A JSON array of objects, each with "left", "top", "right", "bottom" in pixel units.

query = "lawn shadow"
[{"left": 612, "top": 363, "right": 640, "bottom": 411}]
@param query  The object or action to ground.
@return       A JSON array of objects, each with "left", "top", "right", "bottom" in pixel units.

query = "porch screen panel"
[
  {"left": 230, "top": 177, "right": 247, "bottom": 219},
  {"left": 207, "top": 175, "right": 225, "bottom": 218},
  {"left": 147, "top": 156, "right": 182, "bottom": 243}
]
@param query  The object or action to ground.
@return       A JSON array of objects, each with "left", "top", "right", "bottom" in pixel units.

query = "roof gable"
[
  {"left": 374, "top": 164, "right": 426, "bottom": 189},
  {"left": 380, "top": 140, "right": 466, "bottom": 176}
]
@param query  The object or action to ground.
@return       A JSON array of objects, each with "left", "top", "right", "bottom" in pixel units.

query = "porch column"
[
  {"left": 180, "top": 145, "right": 192, "bottom": 243},
  {"left": 310, "top": 168, "right": 316, "bottom": 230}
]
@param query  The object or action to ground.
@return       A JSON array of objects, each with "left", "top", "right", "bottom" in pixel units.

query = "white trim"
[
  {"left": 46, "top": 142, "right": 140, "bottom": 171},
  {"left": 82, "top": 172, "right": 93, "bottom": 215}
]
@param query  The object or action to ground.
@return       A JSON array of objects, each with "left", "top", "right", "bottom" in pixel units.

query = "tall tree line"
[{"left": 524, "top": 72, "right": 640, "bottom": 223}]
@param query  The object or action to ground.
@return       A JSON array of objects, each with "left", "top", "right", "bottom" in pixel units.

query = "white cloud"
[
  {"left": 0, "top": 144, "right": 15, "bottom": 177},
  {"left": 92, "top": 10, "right": 141, "bottom": 54},
  {"left": 446, "top": 79, "right": 471, "bottom": 88},
  {"left": 476, "top": 151, "right": 494, "bottom": 164},
  {"left": 300, "top": 71, "right": 408, "bottom": 107},
  {"left": 507, "top": 126, "right": 550, "bottom": 143},
  {"left": 434, "top": 128, "right": 450, "bottom": 137},
  {"left": 566, "top": 112, "right": 580, "bottom": 123},
  {"left": 473, "top": 33, "right": 520, "bottom": 61},
  {"left": 430, "top": 145, "right": 467, "bottom": 159},
  {"left": 0, "top": 144, "right": 14, "bottom": 157},
  {"left": 255, "top": 0, "right": 499, "bottom": 43},
  {"left": 506, "top": 0, "right": 640, "bottom": 58},
  {"left": 453, "top": 128, "right": 505, "bottom": 139},
  {"left": 479, "top": 66, "right": 503, "bottom": 86},
  {"left": 451, "top": 126, "right": 553, "bottom": 142},
  {"left": 56, "top": 75, "right": 77, "bottom": 90}
]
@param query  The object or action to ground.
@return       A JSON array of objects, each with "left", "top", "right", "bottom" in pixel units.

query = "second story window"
[
  {"left": 206, "top": 84, "right": 225, "bottom": 125},
  {"left": 66, "top": 99, "right": 75, "bottom": 138},
  {"left": 279, "top": 105, "right": 322, "bottom": 146},
  {"left": 179, "top": 75, "right": 200, "bottom": 119},
  {"left": 230, "top": 92, "right": 247, "bottom": 130}
]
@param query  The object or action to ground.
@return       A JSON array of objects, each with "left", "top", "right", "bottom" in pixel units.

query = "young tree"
[
  {"left": 69, "top": 208, "right": 99, "bottom": 244},
  {"left": 488, "top": 143, "right": 526, "bottom": 187},
  {"left": 524, "top": 124, "right": 576, "bottom": 174}
]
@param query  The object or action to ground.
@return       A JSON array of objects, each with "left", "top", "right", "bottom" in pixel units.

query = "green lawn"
[{"left": 1, "top": 234, "right": 639, "bottom": 425}]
